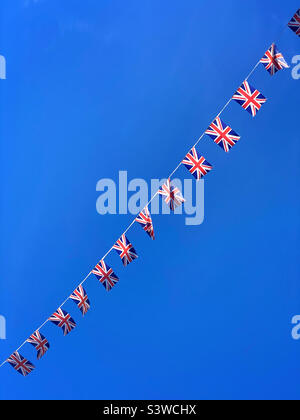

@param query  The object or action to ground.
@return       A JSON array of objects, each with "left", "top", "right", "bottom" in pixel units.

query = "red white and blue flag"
[
  {"left": 232, "top": 81, "right": 267, "bottom": 117},
  {"left": 260, "top": 43, "right": 289, "bottom": 76},
  {"left": 158, "top": 178, "right": 185, "bottom": 211},
  {"left": 70, "top": 285, "right": 90, "bottom": 316},
  {"left": 113, "top": 234, "right": 138, "bottom": 266},
  {"left": 288, "top": 9, "right": 300, "bottom": 36},
  {"left": 182, "top": 148, "right": 213, "bottom": 179},
  {"left": 7, "top": 351, "right": 35, "bottom": 376},
  {"left": 49, "top": 308, "right": 76, "bottom": 336},
  {"left": 27, "top": 331, "right": 50, "bottom": 360},
  {"left": 205, "top": 117, "right": 240, "bottom": 152},
  {"left": 136, "top": 206, "right": 155, "bottom": 240},
  {"left": 92, "top": 260, "right": 119, "bottom": 291}
]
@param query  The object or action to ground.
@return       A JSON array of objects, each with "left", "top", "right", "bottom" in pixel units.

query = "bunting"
[{"left": 1, "top": 11, "right": 297, "bottom": 376}]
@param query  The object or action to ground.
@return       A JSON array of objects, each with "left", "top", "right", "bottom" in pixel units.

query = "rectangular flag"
[
  {"left": 92, "top": 260, "right": 119, "bottom": 291},
  {"left": 288, "top": 9, "right": 300, "bottom": 36},
  {"left": 158, "top": 178, "right": 185, "bottom": 211},
  {"left": 70, "top": 285, "right": 90, "bottom": 316},
  {"left": 205, "top": 117, "right": 240, "bottom": 152},
  {"left": 260, "top": 43, "right": 289, "bottom": 76},
  {"left": 182, "top": 148, "right": 213, "bottom": 179},
  {"left": 49, "top": 308, "right": 76, "bottom": 336},
  {"left": 113, "top": 234, "right": 138, "bottom": 266},
  {"left": 232, "top": 81, "right": 267, "bottom": 117},
  {"left": 136, "top": 206, "right": 155, "bottom": 240},
  {"left": 27, "top": 331, "right": 50, "bottom": 360},
  {"left": 7, "top": 351, "right": 35, "bottom": 376}
]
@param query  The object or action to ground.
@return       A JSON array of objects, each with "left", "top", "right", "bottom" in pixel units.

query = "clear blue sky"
[{"left": 0, "top": 0, "right": 299, "bottom": 400}]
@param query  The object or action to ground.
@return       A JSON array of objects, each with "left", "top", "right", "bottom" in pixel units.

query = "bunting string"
[{"left": 1, "top": 8, "right": 299, "bottom": 374}]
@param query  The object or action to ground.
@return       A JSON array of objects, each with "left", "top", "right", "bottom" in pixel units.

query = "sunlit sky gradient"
[{"left": 0, "top": 0, "right": 299, "bottom": 400}]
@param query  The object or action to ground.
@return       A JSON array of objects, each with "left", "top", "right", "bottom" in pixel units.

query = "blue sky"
[{"left": 0, "top": 0, "right": 299, "bottom": 400}]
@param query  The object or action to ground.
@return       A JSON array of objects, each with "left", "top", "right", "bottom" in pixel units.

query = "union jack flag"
[
  {"left": 205, "top": 117, "right": 240, "bottom": 152},
  {"left": 288, "top": 9, "right": 300, "bottom": 36},
  {"left": 113, "top": 234, "right": 138, "bottom": 266},
  {"left": 92, "top": 260, "right": 119, "bottom": 291},
  {"left": 182, "top": 148, "right": 212, "bottom": 179},
  {"left": 70, "top": 285, "right": 90, "bottom": 316},
  {"left": 260, "top": 43, "right": 289, "bottom": 76},
  {"left": 7, "top": 351, "right": 35, "bottom": 376},
  {"left": 232, "top": 81, "right": 267, "bottom": 117},
  {"left": 49, "top": 308, "right": 76, "bottom": 336},
  {"left": 158, "top": 178, "right": 185, "bottom": 211},
  {"left": 135, "top": 206, "right": 155, "bottom": 240},
  {"left": 27, "top": 331, "right": 50, "bottom": 360}
]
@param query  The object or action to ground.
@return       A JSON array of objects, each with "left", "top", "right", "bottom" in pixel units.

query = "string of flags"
[{"left": 2, "top": 9, "right": 299, "bottom": 376}]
